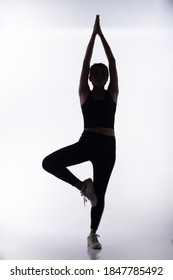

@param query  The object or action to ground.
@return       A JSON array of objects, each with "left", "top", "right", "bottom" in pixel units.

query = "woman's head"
[
  {"left": 90, "top": 63, "right": 108, "bottom": 76},
  {"left": 89, "top": 63, "right": 109, "bottom": 87}
]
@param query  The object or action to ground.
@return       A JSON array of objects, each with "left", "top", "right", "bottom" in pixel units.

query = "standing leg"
[
  {"left": 91, "top": 156, "right": 115, "bottom": 231},
  {"left": 87, "top": 158, "right": 115, "bottom": 249},
  {"left": 87, "top": 135, "right": 116, "bottom": 249}
]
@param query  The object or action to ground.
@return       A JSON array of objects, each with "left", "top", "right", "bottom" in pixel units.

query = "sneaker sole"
[{"left": 88, "top": 243, "right": 102, "bottom": 249}]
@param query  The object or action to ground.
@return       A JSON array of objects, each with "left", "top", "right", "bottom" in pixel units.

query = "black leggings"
[{"left": 42, "top": 131, "right": 116, "bottom": 230}]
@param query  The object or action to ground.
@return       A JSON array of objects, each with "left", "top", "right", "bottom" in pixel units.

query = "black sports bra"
[{"left": 81, "top": 91, "right": 116, "bottom": 129}]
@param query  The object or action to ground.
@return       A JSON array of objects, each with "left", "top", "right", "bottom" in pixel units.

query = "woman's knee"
[
  {"left": 42, "top": 155, "right": 57, "bottom": 172},
  {"left": 42, "top": 153, "right": 62, "bottom": 172},
  {"left": 42, "top": 156, "right": 50, "bottom": 172}
]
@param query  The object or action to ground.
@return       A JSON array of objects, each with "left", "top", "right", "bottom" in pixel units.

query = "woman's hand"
[{"left": 93, "top": 15, "right": 102, "bottom": 36}]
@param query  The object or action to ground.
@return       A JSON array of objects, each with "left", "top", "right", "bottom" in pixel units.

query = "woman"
[{"left": 42, "top": 15, "right": 119, "bottom": 249}]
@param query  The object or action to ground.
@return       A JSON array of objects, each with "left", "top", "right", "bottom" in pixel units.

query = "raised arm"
[
  {"left": 97, "top": 17, "right": 119, "bottom": 102},
  {"left": 79, "top": 16, "right": 99, "bottom": 104}
]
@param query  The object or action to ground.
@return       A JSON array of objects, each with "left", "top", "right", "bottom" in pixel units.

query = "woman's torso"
[{"left": 81, "top": 90, "right": 116, "bottom": 137}]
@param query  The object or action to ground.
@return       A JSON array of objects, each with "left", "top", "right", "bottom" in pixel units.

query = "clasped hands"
[{"left": 93, "top": 15, "right": 102, "bottom": 36}]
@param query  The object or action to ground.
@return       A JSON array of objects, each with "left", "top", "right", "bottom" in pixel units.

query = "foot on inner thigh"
[{"left": 80, "top": 178, "right": 97, "bottom": 207}]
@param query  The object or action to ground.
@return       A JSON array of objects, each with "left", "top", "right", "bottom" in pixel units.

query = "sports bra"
[{"left": 81, "top": 91, "right": 116, "bottom": 129}]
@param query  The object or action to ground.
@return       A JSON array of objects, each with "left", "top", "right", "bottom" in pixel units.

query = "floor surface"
[{"left": 1, "top": 225, "right": 173, "bottom": 260}]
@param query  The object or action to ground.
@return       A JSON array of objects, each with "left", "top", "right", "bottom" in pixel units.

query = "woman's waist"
[{"left": 84, "top": 127, "right": 115, "bottom": 137}]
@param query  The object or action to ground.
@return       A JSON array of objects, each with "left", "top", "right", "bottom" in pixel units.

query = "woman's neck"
[{"left": 92, "top": 87, "right": 105, "bottom": 100}]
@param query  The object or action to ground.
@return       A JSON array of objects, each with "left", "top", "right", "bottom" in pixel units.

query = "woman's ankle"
[
  {"left": 90, "top": 229, "right": 96, "bottom": 235},
  {"left": 75, "top": 180, "right": 83, "bottom": 190}
]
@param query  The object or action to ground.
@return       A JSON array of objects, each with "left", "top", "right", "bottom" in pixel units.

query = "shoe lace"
[{"left": 81, "top": 193, "right": 87, "bottom": 206}]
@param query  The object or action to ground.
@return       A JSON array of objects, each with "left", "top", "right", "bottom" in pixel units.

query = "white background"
[{"left": 0, "top": 0, "right": 173, "bottom": 259}]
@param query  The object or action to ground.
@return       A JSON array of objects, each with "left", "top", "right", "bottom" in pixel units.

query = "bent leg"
[{"left": 42, "top": 141, "right": 88, "bottom": 186}]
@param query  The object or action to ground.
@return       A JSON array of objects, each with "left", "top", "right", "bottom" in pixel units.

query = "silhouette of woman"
[{"left": 42, "top": 15, "right": 119, "bottom": 249}]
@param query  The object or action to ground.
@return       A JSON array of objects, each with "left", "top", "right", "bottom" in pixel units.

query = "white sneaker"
[
  {"left": 87, "top": 234, "right": 102, "bottom": 249},
  {"left": 81, "top": 178, "right": 97, "bottom": 207}
]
